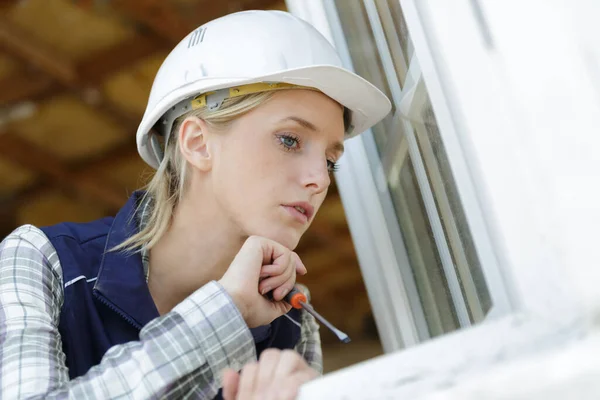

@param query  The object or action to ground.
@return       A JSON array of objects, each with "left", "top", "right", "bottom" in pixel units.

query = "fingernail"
[{"left": 261, "top": 287, "right": 271, "bottom": 295}]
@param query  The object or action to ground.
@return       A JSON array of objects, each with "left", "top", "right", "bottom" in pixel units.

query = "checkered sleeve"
[
  {"left": 0, "top": 225, "right": 256, "bottom": 399},
  {"left": 293, "top": 284, "right": 323, "bottom": 375}
]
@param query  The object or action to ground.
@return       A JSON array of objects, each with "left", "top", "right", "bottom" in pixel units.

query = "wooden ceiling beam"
[
  {"left": 0, "top": 15, "right": 164, "bottom": 130},
  {"left": 1, "top": 34, "right": 164, "bottom": 105},
  {"left": 0, "top": 17, "right": 78, "bottom": 86},
  {"left": 0, "top": 133, "right": 126, "bottom": 209},
  {"left": 71, "top": 141, "right": 139, "bottom": 171},
  {"left": 113, "top": 0, "right": 283, "bottom": 45},
  {"left": 86, "top": 95, "right": 141, "bottom": 132},
  {"left": 112, "top": 0, "right": 194, "bottom": 44},
  {"left": 0, "top": 141, "right": 139, "bottom": 215},
  {"left": 77, "top": 34, "right": 167, "bottom": 85},
  {"left": 0, "top": 70, "right": 55, "bottom": 106},
  {"left": 240, "top": 0, "right": 285, "bottom": 10},
  {"left": 190, "top": 0, "right": 283, "bottom": 18},
  {"left": 0, "top": 16, "right": 164, "bottom": 86}
]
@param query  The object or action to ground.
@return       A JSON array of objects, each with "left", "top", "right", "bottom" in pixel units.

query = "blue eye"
[
  {"left": 278, "top": 134, "right": 300, "bottom": 149},
  {"left": 327, "top": 160, "right": 339, "bottom": 173},
  {"left": 277, "top": 133, "right": 338, "bottom": 173}
]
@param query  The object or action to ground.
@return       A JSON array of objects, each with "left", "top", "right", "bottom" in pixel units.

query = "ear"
[{"left": 178, "top": 116, "right": 213, "bottom": 172}]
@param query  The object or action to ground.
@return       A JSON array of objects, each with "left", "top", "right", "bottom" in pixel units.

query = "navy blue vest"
[{"left": 40, "top": 192, "right": 301, "bottom": 397}]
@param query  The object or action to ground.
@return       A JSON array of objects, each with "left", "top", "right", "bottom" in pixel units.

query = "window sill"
[{"left": 299, "top": 313, "right": 587, "bottom": 399}]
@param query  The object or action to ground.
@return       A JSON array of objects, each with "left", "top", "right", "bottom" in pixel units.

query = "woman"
[{"left": 0, "top": 10, "right": 390, "bottom": 400}]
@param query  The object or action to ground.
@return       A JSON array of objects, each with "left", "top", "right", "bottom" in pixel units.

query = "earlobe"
[{"left": 178, "top": 116, "right": 212, "bottom": 172}]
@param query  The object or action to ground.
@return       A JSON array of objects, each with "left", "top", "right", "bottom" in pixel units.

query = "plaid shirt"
[{"left": 0, "top": 199, "right": 322, "bottom": 399}]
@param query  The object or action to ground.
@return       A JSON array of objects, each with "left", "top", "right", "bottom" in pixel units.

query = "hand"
[
  {"left": 222, "top": 349, "right": 318, "bottom": 400},
  {"left": 219, "top": 236, "right": 307, "bottom": 328}
]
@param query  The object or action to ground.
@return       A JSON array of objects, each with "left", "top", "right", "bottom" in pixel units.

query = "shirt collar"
[
  {"left": 137, "top": 194, "right": 152, "bottom": 282},
  {"left": 93, "top": 191, "right": 159, "bottom": 328}
]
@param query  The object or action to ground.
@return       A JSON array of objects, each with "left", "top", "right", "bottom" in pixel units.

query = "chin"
[{"left": 254, "top": 228, "right": 302, "bottom": 250}]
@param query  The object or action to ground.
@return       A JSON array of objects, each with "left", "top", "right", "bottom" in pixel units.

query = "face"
[{"left": 190, "top": 89, "right": 345, "bottom": 249}]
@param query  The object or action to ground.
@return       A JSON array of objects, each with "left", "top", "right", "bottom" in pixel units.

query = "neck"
[{"left": 147, "top": 190, "right": 245, "bottom": 315}]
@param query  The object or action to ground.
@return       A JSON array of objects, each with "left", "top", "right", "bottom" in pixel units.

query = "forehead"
[{"left": 257, "top": 89, "right": 345, "bottom": 134}]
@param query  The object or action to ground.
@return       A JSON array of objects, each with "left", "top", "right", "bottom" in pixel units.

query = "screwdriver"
[{"left": 283, "top": 287, "right": 351, "bottom": 344}]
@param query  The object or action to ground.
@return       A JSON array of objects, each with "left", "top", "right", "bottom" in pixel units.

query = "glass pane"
[
  {"left": 389, "top": 148, "right": 459, "bottom": 337},
  {"left": 417, "top": 97, "right": 492, "bottom": 321},
  {"left": 374, "top": 0, "right": 413, "bottom": 87},
  {"left": 334, "top": 0, "right": 395, "bottom": 152},
  {"left": 387, "top": 0, "right": 414, "bottom": 60}
]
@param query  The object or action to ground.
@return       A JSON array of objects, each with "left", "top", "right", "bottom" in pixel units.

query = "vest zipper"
[{"left": 93, "top": 290, "right": 142, "bottom": 330}]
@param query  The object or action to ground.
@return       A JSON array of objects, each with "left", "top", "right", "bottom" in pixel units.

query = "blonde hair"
[{"left": 113, "top": 91, "right": 278, "bottom": 253}]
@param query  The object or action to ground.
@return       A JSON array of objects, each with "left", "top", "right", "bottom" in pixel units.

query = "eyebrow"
[
  {"left": 279, "top": 116, "right": 345, "bottom": 154},
  {"left": 280, "top": 116, "right": 319, "bottom": 132}
]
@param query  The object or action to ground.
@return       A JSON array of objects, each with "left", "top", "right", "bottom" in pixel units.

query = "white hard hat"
[{"left": 137, "top": 10, "right": 392, "bottom": 169}]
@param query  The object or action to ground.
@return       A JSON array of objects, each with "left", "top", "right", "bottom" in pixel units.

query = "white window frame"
[{"left": 287, "top": 0, "right": 600, "bottom": 398}]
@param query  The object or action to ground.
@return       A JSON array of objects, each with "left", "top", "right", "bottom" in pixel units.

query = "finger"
[
  {"left": 221, "top": 368, "right": 240, "bottom": 400},
  {"left": 259, "top": 256, "right": 291, "bottom": 278},
  {"left": 255, "top": 349, "right": 280, "bottom": 396},
  {"left": 272, "top": 268, "right": 296, "bottom": 301},
  {"left": 265, "top": 370, "right": 318, "bottom": 400},
  {"left": 273, "top": 254, "right": 298, "bottom": 300},
  {"left": 237, "top": 363, "right": 258, "bottom": 400},
  {"left": 258, "top": 267, "right": 294, "bottom": 297},
  {"left": 292, "top": 253, "right": 307, "bottom": 276},
  {"left": 235, "top": 237, "right": 290, "bottom": 281},
  {"left": 259, "top": 254, "right": 295, "bottom": 295}
]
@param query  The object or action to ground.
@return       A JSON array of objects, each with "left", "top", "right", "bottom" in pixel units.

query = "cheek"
[{"left": 214, "top": 140, "right": 279, "bottom": 208}]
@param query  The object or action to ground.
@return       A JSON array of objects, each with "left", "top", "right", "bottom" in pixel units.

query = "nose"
[{"left": 302, "top": 156, "right": 331, "bottom": 194}]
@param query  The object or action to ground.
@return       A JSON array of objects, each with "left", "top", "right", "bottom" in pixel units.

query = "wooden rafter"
[
  {"left": 0, "top": 18, "right": 77, "bottom": 86},
  {"left": 189, "top": 0, "right": 284, "bottom": 20},
  {"left": 113, "top": 0, "right": 281, "bottom": 45},
  {"left": 0, "top": 141, "right": 140, "bottom": 214},
  {"left": 0, "top": 132, "right": 126, "bottom": 209},
  {"left": 77, "top": 34, "right": 167, "bottom": 85},
  {"left": 0, "top": 17, "right": 164, "bottom": 102},
  {"left": 112, "top": 0, "right": 194, "bottom": 43},
  {"left": 0, "top": 71, "right": 54, "bottom": 106}
]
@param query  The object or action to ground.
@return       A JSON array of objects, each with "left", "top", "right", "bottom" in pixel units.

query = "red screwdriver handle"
[{"left": 284, "top": 287, "right": 307, "bottom": 309}]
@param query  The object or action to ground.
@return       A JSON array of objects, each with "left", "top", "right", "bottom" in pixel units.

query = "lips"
[{"left": 282, "top": 202, "right": 314, "bottom": 223}]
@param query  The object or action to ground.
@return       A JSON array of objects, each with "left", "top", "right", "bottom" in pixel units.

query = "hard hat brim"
[{"left": 137, "top": 65, "right": 392, "bottom": 168}]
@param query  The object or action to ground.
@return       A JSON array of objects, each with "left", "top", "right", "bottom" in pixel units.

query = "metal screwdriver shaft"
[
  {"left": 283, "top": 287, "right": 351, "bottom": 344},
  {"left": 299, "top": 301, "right": 351, "bottom": 343}
]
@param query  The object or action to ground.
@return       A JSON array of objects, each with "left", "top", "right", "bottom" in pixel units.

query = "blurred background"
[{"left": 0, "top": 0, "right": 382, "bottom": 372}]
